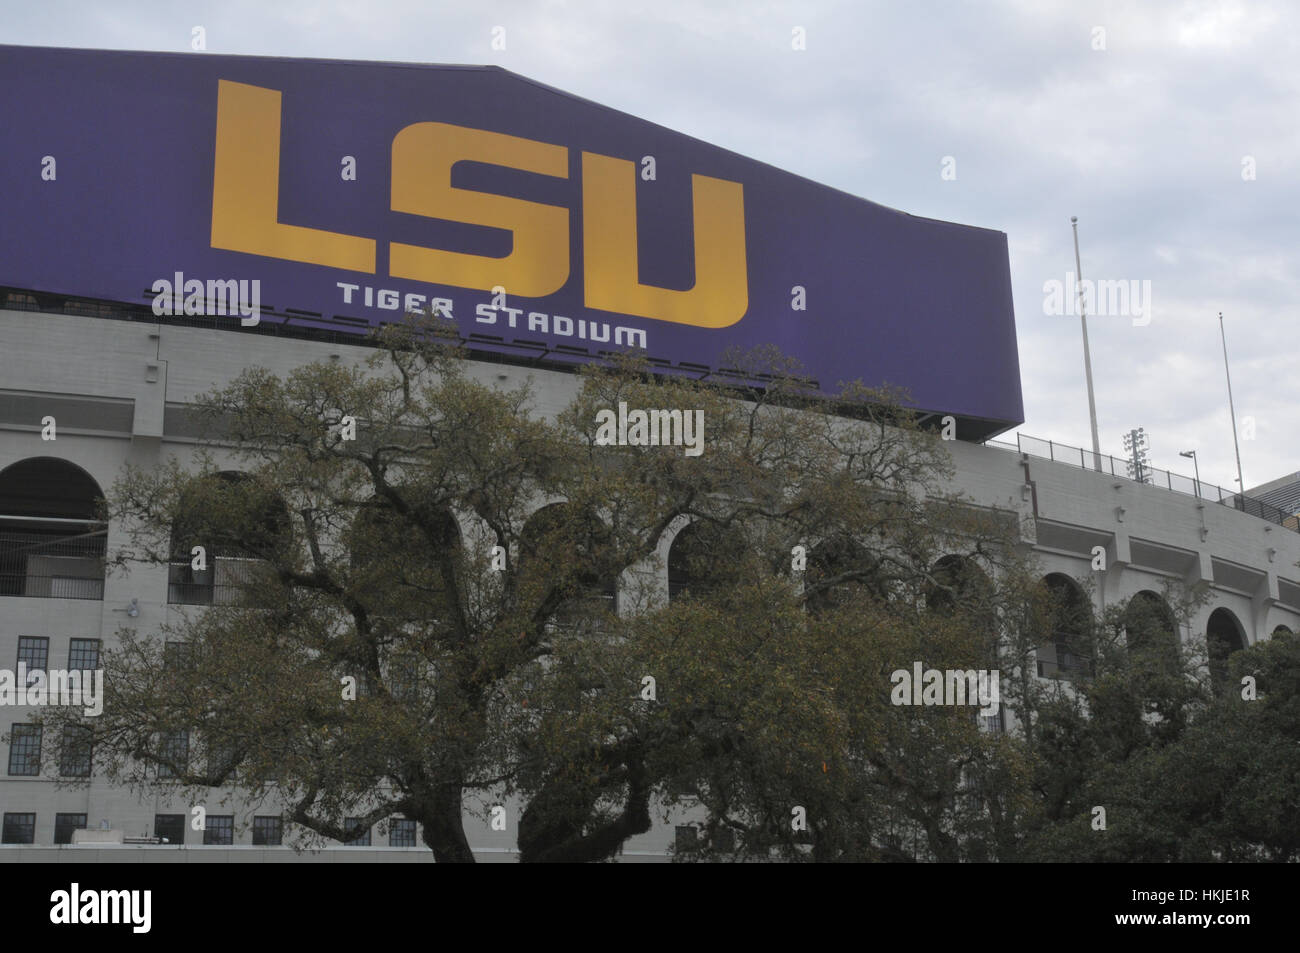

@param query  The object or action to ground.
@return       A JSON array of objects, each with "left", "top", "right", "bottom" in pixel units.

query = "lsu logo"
[{"left": 210, "top": 80, "right": 748, "bottom": 328}]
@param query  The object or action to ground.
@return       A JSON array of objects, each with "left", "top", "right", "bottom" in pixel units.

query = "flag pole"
[
  {"left": 1071, "top": 217, "right": 1102, "bottom": 471},
  {"left": 1219, "top": 311, "right": 1246, "bottom": 503}
]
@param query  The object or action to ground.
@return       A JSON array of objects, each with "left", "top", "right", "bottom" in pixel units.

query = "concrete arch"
[
  {"left": 348, "top": 498, "right": 462, "bottom": 570},
  {"left": 666, "top": 518, "right": 743, "bottom": 603},
  {"left": 1207, "top": 606, "right": 1248, "bottom": 696},
  {"left": 802, "top": 535, "right": 884, "bottom": 613},
  {"left": 0, "top": 455, "right": 105, "bottom": 519},
  {"left": 927, "top": 554, "right": 994, "bottom": 612},
  {"left": 167, "top": 470, "right": 290, "bottom": 605},
  {"left": 0, "top": 455, "right": 108, "bottom": 599},
  {"left": 1123, "top": 589, "right": 1179, "bottom": 668},
  {"left": 520, "top": 501, "right": 618, "bottom": 610},
  {"left": 1036, "top": 572, "right": 1093, "bottom": 679}
]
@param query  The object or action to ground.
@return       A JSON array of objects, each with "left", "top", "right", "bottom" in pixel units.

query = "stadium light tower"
[
  {"left": 1123, "top": 428, "right": 1151, "bottom": 484},
  {"left": 1071, "top": 217, "right": 1102, "bottom": 471}
]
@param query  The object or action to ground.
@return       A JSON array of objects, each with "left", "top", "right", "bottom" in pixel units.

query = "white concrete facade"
[{"left": 2, "top": 307, "right": 1297, "bottom": 859}]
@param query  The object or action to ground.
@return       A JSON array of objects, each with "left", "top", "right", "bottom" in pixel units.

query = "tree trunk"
[{"left": 421, "top": 782, "right": 475, "bottom": 863}]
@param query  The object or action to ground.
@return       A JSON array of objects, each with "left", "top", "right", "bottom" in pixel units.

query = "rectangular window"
[
  {"left": 54, "top": 813, "right": 87, "bottom": 845},
  {"left": 1, "top": 812, "right": 35, "bottom": 844},
  {"left": 203, "top": 815, "right": 234, "bottom": 845},
  {"left": 67, "top": 638, "right": 101, "bottom": 671},
  {"left": 389, "top": 818, "right": 417, "bottom": 847},
  {"left": 154, "top": 814, "right": 185, "bottom": 845},
  {"left": 157, "top": 730, "right": 189, "bottom": 779},
  {"left": 7, "top": 724, "right": 42, "bottom": 776},
  {"left": 206, "top": 739, "right": 240, "bottom": 780},
  {"left": 17, "top": 636, "right": 49, "bottom": 675},
  {"left": 252, "top": 816, "right": 282, "bottom": 846},
  {"left": 59, "top": 726, "right": 93, "bottom": 777},
  {"left": 343, "top": 818, "right": 370, "bottom": 846},
  {"left": 163, "top": 641, "right": 192, "bottom": 670}
]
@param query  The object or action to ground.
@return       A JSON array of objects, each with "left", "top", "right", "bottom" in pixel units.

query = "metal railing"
[
  {"left": 1035, "top": 639, "right": 1094, "bottom": 679},
  {"left": 0, "top": 528, "right": 106, "bottom": 599},
  {"left": 985, "top": 433, "right": 1299, "bottom": 533},
  {"left": 167, "top": 556, "right": 268, "bottom": 606}
]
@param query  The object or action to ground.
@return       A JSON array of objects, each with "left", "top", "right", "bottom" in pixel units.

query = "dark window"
[
  {"left": 389, "top": 818, "right": 417, "bottom": 847},
  {"left": 8, "top": 724, "right": 41, "bottom": 775},
  {"left": 344, "top": 818, "right": 370, "bottom": 846},
  {"left": 163, "top": 641, "right": 192, "bottom": 671},
  {"left": 154, "top": 814, "right": 185, "bottom": 845},
  {"left": 54, "top": 813, "right": 87, "bottom": 845},
  {"left": 205, "top": 738, "right": 240, "bottom": 780},
  {"left": 1, "top": 812, "right": 35, "bottom": 844},
  {"left": 252, "top": 816, "right": 282, "bottom": 846},
  {"left": 59, "top": 726, "right": 93, "bottom": 777},
  {"left": 157, "top": 730, "right": 189, "bottom": 779},
  {"left": 67, "top": 638, "right": 100, "bottom": 671},
  {"left": 203, "top": 815, "right": 234, "bottom": 845},
  {"left": 674, "top": 825, "right": 699, "bottom": 853},
  {"left": 17, "top": 636, "right": 48, "bottom": 675}
]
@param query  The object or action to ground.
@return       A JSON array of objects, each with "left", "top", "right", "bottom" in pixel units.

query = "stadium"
[{"left": 1, "top": 45, "right": 1297, "bottom": 861}]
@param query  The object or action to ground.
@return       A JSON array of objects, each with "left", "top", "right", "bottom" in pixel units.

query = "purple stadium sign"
[{"left": 0, "top": 45, "right": 1022, "bottom": 433}]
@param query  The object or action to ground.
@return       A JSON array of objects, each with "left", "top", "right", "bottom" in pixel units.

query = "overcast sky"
[{"left": 3, "top": 0, "right": 1296, "bottom": 491}]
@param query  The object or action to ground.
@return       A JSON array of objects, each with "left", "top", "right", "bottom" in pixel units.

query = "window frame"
[
  {"left": 202, "top": 814, "right": 235, "bottom": 846},
  {"left": 252, "top": 815, "right": 283, "bottom": 846},
  {"left": 7, "top": 723, "right": 42, "bottom": 776},
  {"left": 54, "top": 812, "right": 87, "bottom": 845},
  {"left": 67, "top": 638, "right": 101, "bottom": 671},
  {"left": 1, "top": 812, "right": 36, "bottom": 844}
]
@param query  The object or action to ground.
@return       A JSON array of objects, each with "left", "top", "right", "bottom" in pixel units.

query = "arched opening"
[
  {"left": 1123, "top": 590, "right": 1180, "bottom": 672},
  {"left": 804, "top": 536, "right": 885, "bottom": 614},
  {"left": 926, "top": 555, "right": 1001, "bottom": 731},
  {"left": 1036, "top": 573, "right": 1093, "bottom": 679},
  {"left": 520, "top": 503, "right": 618, "bottom": 621},
  {"left": 1272, "top": 624, "right": 1295, "bottom": 638},
  {"left": 925, "top": 555, "right": 992, "bottom": 615},
  {"left": 0, "top": 457, "right": 106, "bottom": 599},
  {"left": 348, "top": 500, "right": 461, "bottom": 589},
  {"left": 666, "top": 519, "right": 744, "bottom": 603},
  {"left": 1207, "top": 607, "right": 1247, "bottom": 696},
  {"left": 167, "top": 471, "right": 289, "bottom": 605}
]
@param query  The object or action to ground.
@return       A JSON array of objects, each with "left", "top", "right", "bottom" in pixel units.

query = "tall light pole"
[
  {"left": 1219, "top": 312, "right": 1246, "bottom": 504},
  {"left": 1072, "top": 217, "right": 1102, "bottom": 471},
  {"left": 1179, "top": 449, "right": 1201, "bottom": 498}
]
